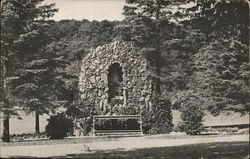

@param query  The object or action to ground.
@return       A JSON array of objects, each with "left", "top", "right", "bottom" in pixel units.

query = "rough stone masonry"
[{"left": 79, "top": 41, "right": 158, "bottom": 115}]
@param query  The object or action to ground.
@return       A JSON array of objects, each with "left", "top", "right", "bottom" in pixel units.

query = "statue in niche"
[
  {"left": 145, "top": 94, "right": 151, "bottom": 111},
  {"left": 98, "top": 93, "right": 108, "bottom": 115},
  {"left": 99, "top": 99, "right": 104, "bottom": 111},
  {"left": 99, "top": 93, "right": 109, "bottom": 113},
  {"left": 107, "top": 63, "right": 123, "bottom": 103},
  {"left": 123, "top": 88, "right": 128, "bottom": 107},
  {"left": 138, "top": 97, "right": 145, "bottom": 111},
  {"left": 148, "top": 101, "right": 152, "bottom": 111}
]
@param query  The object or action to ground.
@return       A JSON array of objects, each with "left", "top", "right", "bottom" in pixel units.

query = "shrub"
[
  {"left": 65, "top": 101, "right": 96, "bottom": 135},
  {"left": 203, "top": 127, "right": 239, "bottom": 134},
  {"left": 45, "top": 113, "right": 74, "bottom": 139},
  {"left": 142, "top": 96, "right": 173, "bottom": 134},
  {"left": 178, "top": 102, "right": 204, "bottom": 135},
  {"left": 76, "top": 117, "right": 93, "bottom": 136}
]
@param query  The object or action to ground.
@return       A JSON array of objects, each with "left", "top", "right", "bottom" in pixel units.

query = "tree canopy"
[{"left": 1, "top": 0, "right": 58, "bottom": 140}]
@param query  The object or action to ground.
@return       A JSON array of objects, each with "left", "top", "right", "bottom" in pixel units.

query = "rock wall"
[{"left": 79, "top": 41, "right": 154, "bottom": 115}]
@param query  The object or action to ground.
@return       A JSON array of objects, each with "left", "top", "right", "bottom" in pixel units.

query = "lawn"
[
  {"left": 56, "top": 141, "right": 249, "bottom": 159},
  {"left": 1, "top": 134, "right": 249, "bottom": 158}
]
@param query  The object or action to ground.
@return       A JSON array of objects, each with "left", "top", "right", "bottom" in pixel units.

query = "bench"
[{"left": 93, "top": 115, "right": 143, "bottom": 136}]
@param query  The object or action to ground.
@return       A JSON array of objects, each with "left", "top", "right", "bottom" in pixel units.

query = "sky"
[{"left": 43, "top": 0, "right": 125, "bottom": 21}]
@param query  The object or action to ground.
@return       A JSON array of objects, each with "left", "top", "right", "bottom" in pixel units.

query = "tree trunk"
[
  {"left": 2, "top": 114, "right": 10, "bottom": 142},
  {"left": 155, "top": 5, "right": 161, "bottom": 94},
  {"left": 35, "top": 111, "right": 40, "bottom": 134},
  {"left": 155, "top": 48, "right": 161, "bottom": 94},
  {"left": 1, "top": 47, "right": 10, "bottom": 142}
]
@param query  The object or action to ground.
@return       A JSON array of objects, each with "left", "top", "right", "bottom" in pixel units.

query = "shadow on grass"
[{"left": 55, "top": 141, "right": 249, "bottom": 159}]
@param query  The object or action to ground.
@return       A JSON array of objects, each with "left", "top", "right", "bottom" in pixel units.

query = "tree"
[
  {"left": 12, "top": 48, "right": 69, "bottom": 134},
  {"left": 161, "top": 0, "right": 249, "bottom": 116},
  {"left": 115, "top": 0, "right": 203, "bottom": 134},
  {"left": 182, "top": 0, "right": 249, "bottom": 114},
  {"left": 118, "top": 0, "right": 178, "bottom": 93},
  {"left": 139, "top": 0, "right": 250, "bottom": 133},
  {"left": 194, "top": 40, "right": 249, "bottom": 115},
  {"left": 0, "top": 0, "right": 57, "bottom": 140},
  {"left": 186, "top": 0, "right": 248, "bottom": 45}
]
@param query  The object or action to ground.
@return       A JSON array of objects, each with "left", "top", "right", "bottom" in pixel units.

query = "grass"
[
  {"left": 0, "top": 134, "right": 238, "bottom": 147},
  {"left": 9, "top": 141, "right": 248, "bottom": 158},
  {"left": 56, "top": 141, "right": 249, "bottom": 159},
  {"left": 1, "top": 134, "right": 249, "bottom": 159},
  {"left": 0, "top": 136, "right": 121, "bottom": 147}
]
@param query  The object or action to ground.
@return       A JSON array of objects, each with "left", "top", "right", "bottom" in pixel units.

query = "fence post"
[{"left": 140, "top": 115, "right": 143, "bottom": 135}]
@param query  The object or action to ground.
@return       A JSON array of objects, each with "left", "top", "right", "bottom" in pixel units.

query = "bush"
[
  {"left": 178, "top": 102, "right": 204, "bottom": 135},
  {"left": 142, "top": 96, "right": 173, "bottom": 134},
  {"left": 65, "top": 101, "right": 96, "bottom": 135},
  {"left": 45, "top": 113, "right": 74, "bottom": 139},
  {"left": 76, "top": 116, "right": 93, "bottom": 136},
  {"left": 203, "top": 127, "right": 239, "bottom": 134}
]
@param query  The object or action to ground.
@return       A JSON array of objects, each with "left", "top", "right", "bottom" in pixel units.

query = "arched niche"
[{"left": 107, "top": 63, "right": 123, "bottom": 103}]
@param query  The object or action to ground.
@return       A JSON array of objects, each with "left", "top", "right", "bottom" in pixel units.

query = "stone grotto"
[{"left": 79, "top": 41, "right": 159, "bottom": 115}]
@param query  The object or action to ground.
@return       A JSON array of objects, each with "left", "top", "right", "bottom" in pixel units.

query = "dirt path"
[{"left": 0, "top": 134, "right": 248, "bottom": 158}]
